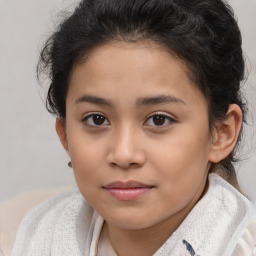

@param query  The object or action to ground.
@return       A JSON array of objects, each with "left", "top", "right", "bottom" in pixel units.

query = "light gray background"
[{"left": 0, "top": 0, "right": 255, "bottom": 202}]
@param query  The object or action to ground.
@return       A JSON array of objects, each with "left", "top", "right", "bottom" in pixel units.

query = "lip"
[{"left": 103, "top": 181, "right": 154, "bottom": 201}]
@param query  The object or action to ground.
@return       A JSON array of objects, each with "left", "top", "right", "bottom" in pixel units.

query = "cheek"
[
  {"left": 150, "top": 139, "right": 210, "bottom": 213},
  {"left": 153, "top": 132, "right": 209, "bottom": 166},
  {"left": 70, "top": 144, "right": 104, "bottom": 205},
  {"left": 68, "top": 134, "right": 106, "bottom": 184},
  {"left": 150, "top": 128, "right": 210, "bottom": 186}
]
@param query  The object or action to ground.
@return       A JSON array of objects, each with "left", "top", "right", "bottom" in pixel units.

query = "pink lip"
[{"left": 103, "top": 181, "right": 154, "bottom": 201}]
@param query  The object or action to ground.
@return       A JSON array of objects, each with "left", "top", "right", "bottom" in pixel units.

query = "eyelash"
[
  {"left": 144, "top": 112, "right": 176, "bottom": 128},
  {"left": 81, "top": 112, "right": 110, "bottom": 127},
  {"left": 81, "top": 112, "right": 176, "bottom": 128}
]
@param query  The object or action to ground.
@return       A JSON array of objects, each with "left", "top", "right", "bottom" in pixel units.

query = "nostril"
[
  {"left": 130, "top": 162, "right": 141, "bottom": 168},
  {"left": 109, "top": 161, "right": 142, "bottom": 169}
]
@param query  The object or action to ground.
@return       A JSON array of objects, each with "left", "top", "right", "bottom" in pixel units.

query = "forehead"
[
  {"left": 68, "top": 40, "right": 206, "bottom": 106},
  {"left": 73, "top": 40, "right": 187, "bottom": 80}
]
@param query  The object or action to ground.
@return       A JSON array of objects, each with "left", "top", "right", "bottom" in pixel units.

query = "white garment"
[
  {"left": 12, "top": 174, "right": 256, "bottom": 256},
  {"left": 231, "top": 220, "right": 256, "bottom": 256},
  {"left": 96, "top": 221, "right": 118, "bottom": 256}
]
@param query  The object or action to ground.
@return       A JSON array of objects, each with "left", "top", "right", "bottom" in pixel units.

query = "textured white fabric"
[
  {"left": 0, "top": 186, "right": 70, "bottom": 256},
  {"left": 12, "top": 174, "right": 256, "bottom": 256},
  {"left": 232, "top": 220, "right": 256, "bottom": 256},
  {"left": 153, "top": 174, "right": 256, "bottom": 256}
]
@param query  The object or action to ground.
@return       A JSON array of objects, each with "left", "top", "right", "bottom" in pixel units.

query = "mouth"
[{"left": 103, "top": 181, "right": 154, "bottom": 201}]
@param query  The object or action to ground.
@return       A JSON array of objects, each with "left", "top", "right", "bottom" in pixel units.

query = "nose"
[{"left": 106, "top": 126, "right": 146, "bottom": 169}]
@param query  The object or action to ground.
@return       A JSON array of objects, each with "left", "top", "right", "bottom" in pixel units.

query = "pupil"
[
  {"left": 93, "top": 115, "right": 105, "bottom": 125},
  {"left": 153, "top": 115, "right": 165, "bottom": 126}
]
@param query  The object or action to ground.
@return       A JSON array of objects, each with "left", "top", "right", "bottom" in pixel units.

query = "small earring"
[{"left": 68, "top": 161, "right": 72, "bottom": 168}]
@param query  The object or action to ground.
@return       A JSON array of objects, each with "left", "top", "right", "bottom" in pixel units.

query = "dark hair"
[{"left": 38, "top": 0, "right": 246, "bottom": 187}]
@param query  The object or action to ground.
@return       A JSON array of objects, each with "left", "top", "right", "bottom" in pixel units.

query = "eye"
[
  {"left": 82, "top": 113, "right": 110, "bottom": 127},
  {"left": 144, "top": 113, "right": 175, "bottom": 127}
]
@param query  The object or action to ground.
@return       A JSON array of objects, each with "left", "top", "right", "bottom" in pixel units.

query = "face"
[{"left": 60, "top": 41, "right": 215, "bottom": 231}]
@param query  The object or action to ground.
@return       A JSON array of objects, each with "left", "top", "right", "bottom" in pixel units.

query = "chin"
[{"left": 105, "top": 212, "right": 159, "bottom": 230}]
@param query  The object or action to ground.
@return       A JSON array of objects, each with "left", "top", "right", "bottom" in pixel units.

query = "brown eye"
[
  {"left": 93, "top": 115, "right": 106, "bottom": 125},
  {"left": 145, "top": 113, "right": 175, "bottom": 127},
  {"left": 152, "top": 115, "right": 166, "bottom": 126},
  {"left": 82, "top": 113, "right": 110, "bottom": 127}
]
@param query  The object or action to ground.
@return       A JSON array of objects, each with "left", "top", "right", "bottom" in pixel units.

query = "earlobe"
[
  {"left": 208, "top": 104, "right": 242, "bottom": 163},
  {"left": 55, "top": 118, "right": 69, "bottom": 153}
]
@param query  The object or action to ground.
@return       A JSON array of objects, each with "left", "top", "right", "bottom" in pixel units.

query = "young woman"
[{"left": 12, "top": 0, "right": 256, "bottom": 255}]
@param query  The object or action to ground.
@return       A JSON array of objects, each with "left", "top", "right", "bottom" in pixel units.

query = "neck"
[{"left": 106, "top": 208, "right": 191, "bottom": 256}]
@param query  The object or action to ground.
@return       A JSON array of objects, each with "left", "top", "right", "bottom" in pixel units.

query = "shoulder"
[
  {"left": 209, "top": 174, "right": 256, "bottom": 255},
  {"left": 11, "top": 187, "right": 96, "bottom": 256},
  {"left": 232, "top": 219, "right": 256, "bottom": 256},
  {"left": 208, "top": 173, "right": 255, "bottom": 215},
  {"left": 18, "top": 187, "right": 85, "bottom": 223},
  {"left": 0, "top": 186, "right": 69, "bottom": 256}
]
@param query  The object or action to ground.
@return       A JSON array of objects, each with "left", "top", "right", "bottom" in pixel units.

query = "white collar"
[
  {"left": 90, "top": 174, "right": 256, "bottom": 256},
  {"left": 12, "top": 174, "right": 256, "bottom": 256},
  {"left": 153, "top": 174, "right": 256, "bottom": 256}
]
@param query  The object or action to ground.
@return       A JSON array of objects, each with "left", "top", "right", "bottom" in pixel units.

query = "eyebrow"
[
  {"left": 136, "top": 95, "right": 186, "bottom": 107},
  {"left": 75, "top": 95, "right": 113, "bottom": 106},
  {"left": 75, "top": 94, "right": 186, "bottom": 107}
]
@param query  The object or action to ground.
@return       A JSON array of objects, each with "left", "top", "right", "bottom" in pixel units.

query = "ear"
[
  {"left": 208, "top": 104, "right": 242, "bottom": 163},
  {"left": 55, "top": 117, "right": 69, "bottom": 153}
]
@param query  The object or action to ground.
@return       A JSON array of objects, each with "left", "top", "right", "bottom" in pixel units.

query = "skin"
[{"left": 56, "top": 41, "right": 242, "bottom": 256}]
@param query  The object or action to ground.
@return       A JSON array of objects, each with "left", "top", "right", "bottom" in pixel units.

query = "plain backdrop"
[{"left": 0, "top": 0, "right": 255, "bottom": 202}]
